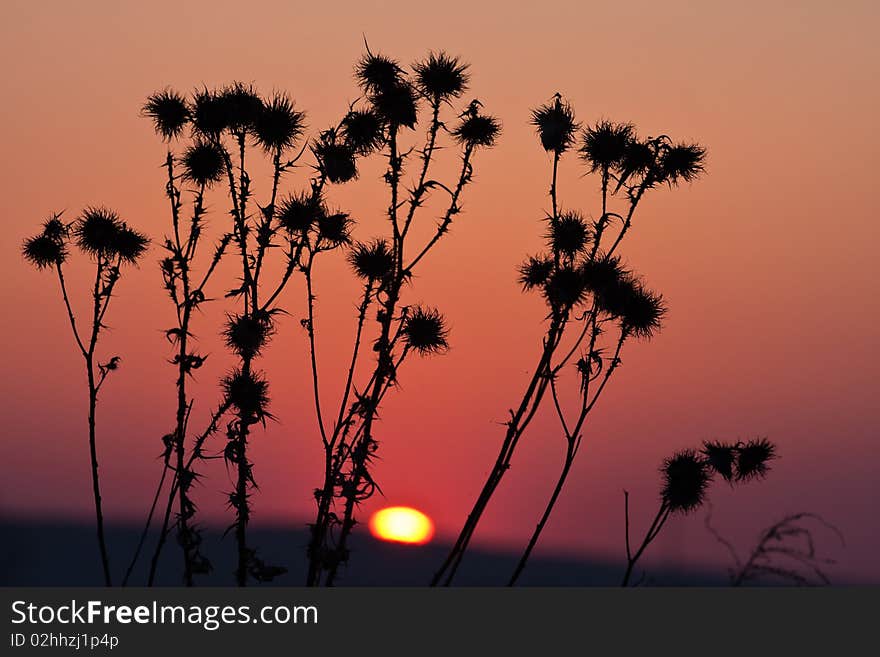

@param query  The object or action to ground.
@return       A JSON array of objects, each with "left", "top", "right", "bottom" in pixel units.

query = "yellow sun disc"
[{"left": 369, "top": 506, "right": 435, "bottom": 545}]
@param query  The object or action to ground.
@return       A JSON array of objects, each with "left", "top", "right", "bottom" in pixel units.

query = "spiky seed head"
[
  {"left": 224, "top": 312, "right": 274, "bottom": 359},
  {"left": 181, "top": 141, "right": 226, "bottom": 187},
  {"left": 254, "top": 93, "right": 305, "bottom": 153},
  {"left": 580, "top": 120, "right": 634, "bottom": 172},
  {"left": 661, "top": 449, "right": 711, "bottom": 513},
  {"left": 112, "top": 225, "right": 150, "bottom": 264},
  {"left": 191, "top": 89, "right": 230, "bottom": 137},
  {"left": 348, "top": 239, "right": 394, "bottom": 280},
  {"left": 549, "top": 211, "right": 591, "bottom": 257},
  {"left": 313, "top": 134, "right": 358, "bottom": 184},
  {"left": 452, "top": 113, "right": 501, "bottom": 148},
  {"left": 222, "top": 368, "right": 270, "bottom": 421},
  {"left": 402, "top": 306, "right": 449, "bottom": 355},
  {"left": 143, "top": 89, "right": 190, "bottom": 140},
  {"left": 341, "top": 109, "right": 386, "bottom": 155},
  {"left": 531, "top": 95, "right": 580, "bottom": 154},
  {"left": 41, "top": 216, "right": 69, "bottom": 241},
  {"left": 372, "top": 80, "right": 418, "bottom": 130},
  {"left": 543, "top": 265, "right": 588, "bottom": 308},
  {"left": 73, "top": 207, "right": 123, "bottom": 258},
  {"left": 660, "top": 142, "right": 706, "bottom": 185},
  {"left": 355, "top": 51, "right": 403, "bottom": 94},
  {"left": 413, "top": 51, "right": 469, "bottom": 101},
  {"left": 316, "top": 211, "right": 352, "bottom": 247},
  {"left": 277, "top": 191, "right": 322, "bottom": 234},
  {"left": 618, "top": 139, "right": 656, "bottom": 181},
  {"left": 518, "top": 255, "right": 554, "bottom": 290},
  {"left": 581, "top": 256, "right": 629, "bottom": 307},
  {"left": 702, "top": 441, "right": 737, "bottom": 482},
  {"left": 218, "top": 82, "right": 263, "bottom": 133},
  {"left": 23, "top": 234, "right": 67, "bottom": 269},
  {"left": 735, "top": 438, "right": 776, "bottom": 481},
  {"left": 618, "top": 281, "right": 666, "bottom": 340}
]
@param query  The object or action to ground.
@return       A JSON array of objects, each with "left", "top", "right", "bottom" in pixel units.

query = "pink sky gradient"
[{"left": 1, "top": 0, "right": 877, "bottom": 582}]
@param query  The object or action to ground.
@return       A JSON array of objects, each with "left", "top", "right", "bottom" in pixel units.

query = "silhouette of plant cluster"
[
  {"left": 303, "top": 48, "right": 499, "bottom": 586},
  {"left": 706, "top": 510, "right": 844, "bottom": 586},
  {"left": 621, "top": 438, "right": 777, "bottom": 586},
  {"left": 22, "top": 209, "right": 149, "bottom": 585},
  {"left": 434, "top": 96, "right": 707, "bottom": 586}
]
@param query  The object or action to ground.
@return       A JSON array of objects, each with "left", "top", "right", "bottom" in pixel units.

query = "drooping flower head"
[
  {"left": 543, "top": 264, "right": 588, "bottom": 309},
  {"left": 659, "top": 141, "right": 706, "bottom": 185},
  {"left": 316, "top": 211, "right": 353, "bottom": 248},
  {"left": 702, "top": 441, "right": 737, "bottom": 482}
]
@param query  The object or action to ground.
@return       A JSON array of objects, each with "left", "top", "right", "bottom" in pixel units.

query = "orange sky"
[{"left": 1, "top": 0, "right": 878, "bottom": 582}]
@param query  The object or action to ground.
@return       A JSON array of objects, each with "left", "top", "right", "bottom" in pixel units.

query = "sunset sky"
[{"left": 1, "top": 0, "right": 877, "bottom": 583}]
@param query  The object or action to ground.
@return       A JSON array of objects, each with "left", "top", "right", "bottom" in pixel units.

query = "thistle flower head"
[
  {"left": 531, "top": 95, "right": 579, "bottom": 154},
  {"left": 543, "top": 264, "right": 588, "bottom": 308},
  {"left": 222, "top": 368, "right": 270, "bottom": 421},
  {"left": 402, "top": 306, "right": 449, "bottom": 355},
  {"left": 219, "top": 82, "right": 263, "bottom": 133},
  {"left": 348, "top": 239, "right": 394, "bottom": 280},
  {"left": 74, "top": 207, "right": 149, "bottom": 263},
  {"left": 618, "top": 281, "right": 666, "bottom": 340},
  {"left": 313, "top": 132, "right": 358, "bottom": 184},
  {"left": 253, "top": 92, "right": 305, "bottom": 153},
  {"left": 143, "top": 89, "right": 190, "bottom": 140},
  {"left": 581, "top": 255, "right": 629, "bottom": 307},
  {"left": 413, "top": 51, "right": 469, "bottom": 101},
  {"left": 277, "top": 191, "right": 322, "bottom": 234},
  {"left": 371, "top": 80, "right": 418, "bottom": 130},
  {"left": 452, "top": 111, "right": 501, "bottom": 148},
  {"left": 518, "top": 254, "right": 554, "bottom": 290},
  {"left": 661, "top": 449, "right": 711, "bottom": 513},
  {"left": 191, "top": 89, "right": 230, "bottom": 137},
  {"left": 316, "top": 211, "right": 353, "bottom": 247},
  {"left": 580, "top": 120, "right": 633, "bottom": 172},
  {"left": 112, "top": 225, "right": 150, "bottom": 264},
  {"left": 736, "top": 438, "right": 776, "bottom": 481},
  {"left": 224, "top": 311, "right": 274, "bottom": 359},
  {"left": 23, "top": 226, "right": 67, "bottom": 269},
  {"left": 659, "top": 142, "right": 706, "bottom": 185},
  {"left": 702, "top": 440, "right": 737, "bottom": 482},
  {"left": 355, "top": 50, "right": 404, "bottom": 94},
  {"left": 42, "top": 215, "right": 69, "bottom": 242},
  {"left": 181, "top": 141, "right": 226, "bottom": 187},
  {"left": 341, "top": 109, "right": 385, "bottom": 155},
  {"left": 618, "top": 139, "right": 656, "bottom": 183},
  {"left": 548, "top": 211, "right": 591, "bottom": 257}
]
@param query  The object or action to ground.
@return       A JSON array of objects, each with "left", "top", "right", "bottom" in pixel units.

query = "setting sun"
[{"left": 369, "top": 507, "right": 435, "bottom": 545}]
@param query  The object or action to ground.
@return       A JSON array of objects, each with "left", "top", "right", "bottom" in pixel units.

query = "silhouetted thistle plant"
[
  {"left": 433, "top": 97, "right": 705, "bottom": 586},
  {"left": 303, "top": 46, "right": 499, "bottom": 586},
  {"left": 705, "top": 510, "right": 844, "bottom": 586},
  {"left": 621, "top": 439, "right": 777, "bottom": 586},
  {"left": 22, "top": 208, "right": 149, "bottom": 585},
  {"left": 137, "top": 80, "right": 332, "bottom": 587}
]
